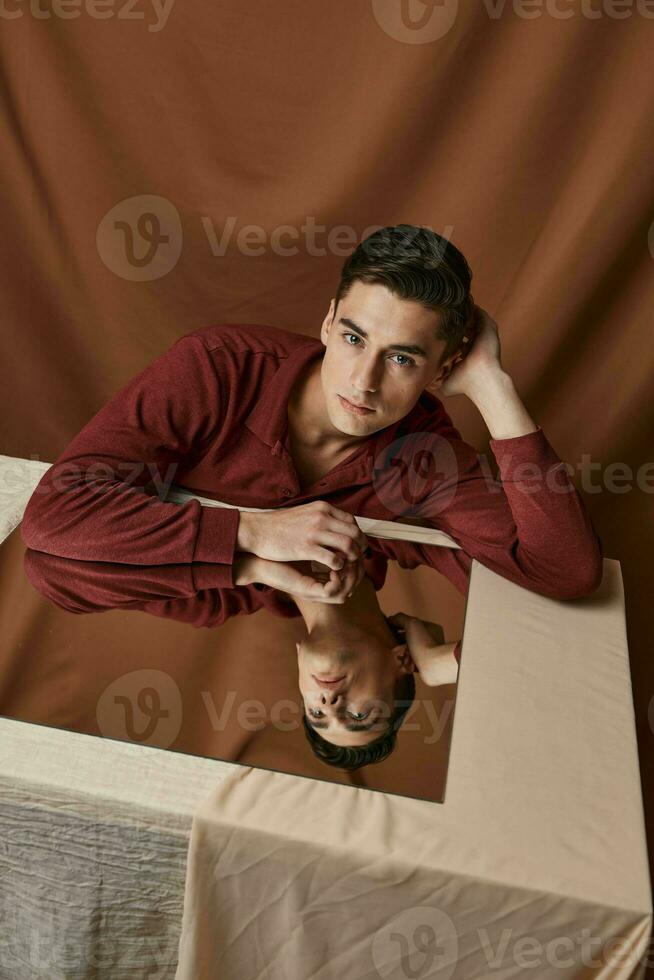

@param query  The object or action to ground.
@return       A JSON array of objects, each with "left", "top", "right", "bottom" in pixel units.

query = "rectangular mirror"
[{"left": 0, "top": 524, "right": 466, "bottom": 803}]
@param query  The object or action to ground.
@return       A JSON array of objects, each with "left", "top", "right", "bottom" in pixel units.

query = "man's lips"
[
  {"left": 338, "top": 395, "right": 375, "bottom": 415},
  {"left": 312, "top": 674, "right": 345, "bottom": 688}
]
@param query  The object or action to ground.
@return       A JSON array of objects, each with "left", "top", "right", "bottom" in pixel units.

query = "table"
[{"left": 0, "top": 455, "right": 650, "bottom": 980}]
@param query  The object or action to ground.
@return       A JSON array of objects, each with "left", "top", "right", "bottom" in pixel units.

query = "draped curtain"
[{"left": 1, "top": 0, "right": 652, "bottom": 929}]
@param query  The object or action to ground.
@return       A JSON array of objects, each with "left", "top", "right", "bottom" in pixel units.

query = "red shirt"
[
  {"left": 21, "top": 322, "right": 603, "bottom": 623},
  {"left": 22, "top": 548, "right": 302, "bottom": 625}
]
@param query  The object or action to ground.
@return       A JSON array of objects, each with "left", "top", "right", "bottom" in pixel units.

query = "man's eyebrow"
[{"left": 338, "top": 317, "right": 429, "bottom": 358}]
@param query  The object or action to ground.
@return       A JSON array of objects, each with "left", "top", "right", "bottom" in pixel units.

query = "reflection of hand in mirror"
[
  {"left": 234, "top": 553, "right": 365, "bottom": 603},
  {"left": 387, "top": 612, "right": 460, "bottom": 689}
]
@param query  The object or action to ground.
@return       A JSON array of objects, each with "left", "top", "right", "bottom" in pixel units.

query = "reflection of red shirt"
[
  {"left": 23, "top": 549, "right": 462, "bottom": 664},
  {"left": 22, "top": 548, "right": 305, "bottom": 625},
  {"left": 21, "top": 322, "right": 602, "bottom": 610}
]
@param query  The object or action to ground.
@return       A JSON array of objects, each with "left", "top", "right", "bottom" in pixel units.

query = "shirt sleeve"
[
  {"left": 23, "top": 548, "right": 258, "bottom": 628},
  {"left": 20, "top": 335, "right": 240, "bottom": 580},
  {"left": 375, "top": 425, "right": 603, "bottom": 601}
]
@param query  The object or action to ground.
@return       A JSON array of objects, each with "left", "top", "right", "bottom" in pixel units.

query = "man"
[
  {"left": 24, "top": 546, "right": 460, "bottom": 770},
  {"left": 20, "top": 224, "right": 603, "bottom": 605}
]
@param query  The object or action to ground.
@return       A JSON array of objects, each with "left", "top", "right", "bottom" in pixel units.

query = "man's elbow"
[
  {"left": 551, "top": 553, "right": 604, "bottom": 600},
  {"left": 20, "top": 498, "right": 44, "bottom": 551},
  {"left": 20, "top": 489, "right": 57, "bottom": 554}
]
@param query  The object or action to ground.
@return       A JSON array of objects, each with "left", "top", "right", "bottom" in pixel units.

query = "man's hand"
[
  {"left": 388, "top": 611, "right": 446, "bottom": 652},
  {"left": 237, "top": 500, "right": 369, "bottom": 570},
  {"left": 234, "top": 553, "right": 366, "bottom": 604},
  {"left": 433, "top": 304, "right": 538, "bottom": 439},
  {"left": 387, "top": 611, "right": 459, "bottom": 686},
  {"left": 436, "top": 305, "right": 503, "bottom": 400}
]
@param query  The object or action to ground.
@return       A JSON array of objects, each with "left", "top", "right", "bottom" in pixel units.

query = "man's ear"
[
  {"left": 393, "top": 642, "right": 416, "bottom": 675},
  {"left": 427, "top": 348, "right": 465, "bottom": 391},
  {"left": 320, "top": 298, "right": 336, "bottom": 345}
]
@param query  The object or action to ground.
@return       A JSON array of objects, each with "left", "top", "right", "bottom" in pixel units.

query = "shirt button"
[{"left": 281, "top": 488, "right": 292, "bottom": 496}]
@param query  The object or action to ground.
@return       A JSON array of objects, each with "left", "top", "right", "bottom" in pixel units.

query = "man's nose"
[{"left": 351, "top": 356, "right": 380, "bottom": 392}]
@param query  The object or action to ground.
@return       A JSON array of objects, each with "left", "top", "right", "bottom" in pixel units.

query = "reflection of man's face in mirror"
[{"left": 293, "top": 573, "right": 417, "bottom": 748}]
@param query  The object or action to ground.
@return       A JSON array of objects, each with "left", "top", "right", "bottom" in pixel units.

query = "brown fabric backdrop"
[{"left": 1, "top": 0, "right": 653, "bottom": 956}]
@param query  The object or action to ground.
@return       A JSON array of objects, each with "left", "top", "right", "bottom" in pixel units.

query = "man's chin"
[{"left": 328, "top": 402, "right": 384, "bottom": 435}]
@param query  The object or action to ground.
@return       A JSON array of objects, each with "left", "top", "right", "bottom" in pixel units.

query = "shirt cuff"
[
  {"left": 192, "top": 563, "right": 235, "bottom": 591},
  {"left": 193, "top": 505, "right": 240, "bottom": 566}
]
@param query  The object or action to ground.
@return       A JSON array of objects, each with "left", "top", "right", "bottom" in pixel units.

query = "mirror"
[{"left": 0, "top": 525, "right": 466, "bottom": 802}]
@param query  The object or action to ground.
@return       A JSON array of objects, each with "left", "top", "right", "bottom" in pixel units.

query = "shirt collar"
[{"left": 244, "top": 340, "right": 324, "bottom": 450}]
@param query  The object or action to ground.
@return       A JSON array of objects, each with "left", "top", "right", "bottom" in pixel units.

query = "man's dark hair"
[
  {"left": 301, "top": 670, "right": 416, "bottom": 771},
  {"left": 333, "top": 223, "right": 475, "bottom": 366}
]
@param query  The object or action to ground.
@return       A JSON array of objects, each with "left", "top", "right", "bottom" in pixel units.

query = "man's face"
[
  {"left": 319, "top": 280, "right": 455, "bottom": 436},
  {"left": 296, "top": 630, "right": 414, "bottom": 747}
]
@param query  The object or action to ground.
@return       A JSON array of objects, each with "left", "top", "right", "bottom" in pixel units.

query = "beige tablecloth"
[
  {"left": 0, "top": 456, "right": 650, "bottom": 979},
  {"left": 176, "top": 559, "right": 652, "bottom": 979}
]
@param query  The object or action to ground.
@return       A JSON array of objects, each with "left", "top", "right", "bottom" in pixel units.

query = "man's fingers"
[
  {"left": 313, "top": 547, "right": 345, "bottom": 571},
  {"left": 324, "top": 520, "right": 368, "bottom": 554},
  {"left": 296, "top": 575, "right": 343, "bottom": 603},
  {"left": 315, "top": 530, "right": 361, "bottom": 561},
  {"left": 324, "top": 509, "right": 369, "bottom": 551},
  {"left": 288, "top": 551, "right": 364, "bottom": 604},
  {"left": 322, "top": 569, "right": 346, "bottom": 595},
  {"left": 311, "top": 580, "right": 345, "bottom": 604}
]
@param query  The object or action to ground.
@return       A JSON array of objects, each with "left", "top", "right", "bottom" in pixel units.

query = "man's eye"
[
  {"left": 391, "top": 353, "right": 415, "bottom": 368},
  {"left": 342, "top": 334, "right": 414, "bottom": 368}
]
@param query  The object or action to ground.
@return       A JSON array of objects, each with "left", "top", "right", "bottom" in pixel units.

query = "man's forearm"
[
  {"left": 417, "top": 642, "right": 460, "bottom": 687},
  {"left": 467, "top": 367, "right": 538, "bottom": 441}
]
